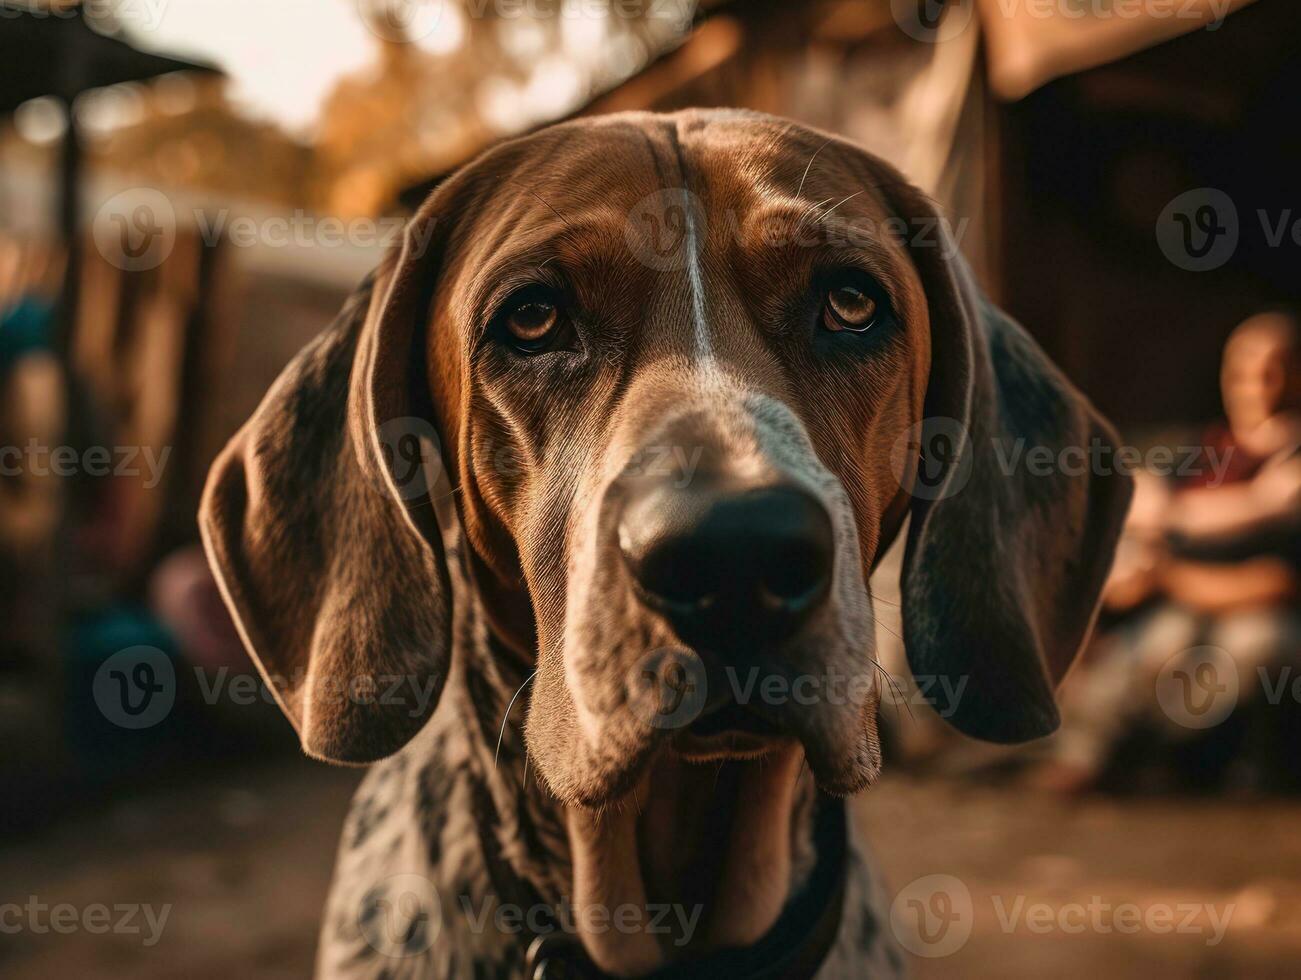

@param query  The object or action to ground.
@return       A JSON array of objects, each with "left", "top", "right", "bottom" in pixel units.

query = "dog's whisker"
[
  {"left": 493, "top": 669, "right": 538, "bottom": 772},
  {"left": 796, "top": 137, "right": 834, "bottom": 200},
  {"left": 528, "top": 189, "right": 573, "bottom": 230},
  {"left": 875, "top": 618, "right": 905, "bottom": 642},
  {"left": 872, "top": 606, "right": 904, "bottom": 625},
  {"left": 818, "top": 190, "right": 864, "bottom": 224},
  {"left": 871, "top": 658, "right": 914, "bottom": 722},
  {"left": 794, "top": 196, "right": 835, "bottom": 233}
]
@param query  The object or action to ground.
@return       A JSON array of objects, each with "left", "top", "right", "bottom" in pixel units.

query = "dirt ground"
[{"left": 3, "top": 759, "right": 1299, "bottom": 979}]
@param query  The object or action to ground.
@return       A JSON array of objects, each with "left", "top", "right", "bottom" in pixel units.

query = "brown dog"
[{"left": 200, "top": 109, "right": 1132, "bottom": 978}]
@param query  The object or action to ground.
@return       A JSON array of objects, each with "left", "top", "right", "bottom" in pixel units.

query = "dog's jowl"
[{"left": 200, "top": 110, "right": 1131, "bottom": 979}]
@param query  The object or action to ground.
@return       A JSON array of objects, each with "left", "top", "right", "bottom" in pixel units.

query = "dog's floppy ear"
[
  {"left": 199, "top": 209, "right": 451, "bottom": 764},
  {"left": 878, "top": 173, "right": 1133, "bottom": 744}
]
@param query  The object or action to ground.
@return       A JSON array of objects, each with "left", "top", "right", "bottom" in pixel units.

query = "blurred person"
[
  {"left": 0, "top": 237, "right": 68, "bottom": 804},
  {"left": 0, "top": 238, "right": 66, "bottom": 556},
  {"left": 1037, "top": 311, "right": 1301, "bottom": 794}
]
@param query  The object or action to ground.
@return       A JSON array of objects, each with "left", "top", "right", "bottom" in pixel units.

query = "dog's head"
[{"left": 201, "top": 110, "right": 1131, "bottom": 805}]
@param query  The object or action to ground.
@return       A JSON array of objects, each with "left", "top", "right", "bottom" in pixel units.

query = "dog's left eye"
[
  {"left": 495, "top": 286, "right": 566, "bottom": 353},
  {"left": 821, "top": 281, "right": 879, "bottom": 333},
  {"left": 507, "top": 301, "right": 557, "bottom": 342}
]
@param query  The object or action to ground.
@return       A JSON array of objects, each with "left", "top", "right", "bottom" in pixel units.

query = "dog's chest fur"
[{"left": 314, "top": 545, "right": 903, "bottom": 979}]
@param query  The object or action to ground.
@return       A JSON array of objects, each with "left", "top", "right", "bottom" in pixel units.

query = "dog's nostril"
[{"left": 618, "top": 481, "right": 834, "bottom": 639}]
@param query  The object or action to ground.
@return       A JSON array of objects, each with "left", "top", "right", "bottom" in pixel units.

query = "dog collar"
[{"left": 523, "top": 797, "right": 848, "bottom": 980}]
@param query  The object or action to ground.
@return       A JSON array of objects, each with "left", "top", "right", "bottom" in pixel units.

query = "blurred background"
[{"left": 1, "top": 0, "right": 1299, "bottom": 976}]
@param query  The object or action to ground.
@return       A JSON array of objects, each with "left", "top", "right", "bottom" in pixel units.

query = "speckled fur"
[{"left": 313, "top": 538, "right": 900, "bottom": 979}]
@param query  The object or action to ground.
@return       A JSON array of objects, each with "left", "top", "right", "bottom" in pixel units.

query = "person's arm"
[
  {"left": 1160, "top": 556, "right": 1298, "bottom": 614},
  {"left": 1170, "top": 458, "right": 1301, "bottom": 546},
  {"left": 975, "top": 0, "right": 1259, "bottom": 99}
]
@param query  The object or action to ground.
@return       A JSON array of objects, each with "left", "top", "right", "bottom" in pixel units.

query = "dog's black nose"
[{"left": 618, "top": 479, "right": 834, "bottom": 646}]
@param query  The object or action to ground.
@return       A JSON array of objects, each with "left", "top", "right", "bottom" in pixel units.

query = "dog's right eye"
[{"left": 495, "top": 286, "right": 566, "bottom": 354}]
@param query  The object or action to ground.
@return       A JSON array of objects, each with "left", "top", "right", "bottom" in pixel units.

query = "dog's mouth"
[
  {"left": 672, "top": 699, "right": 792, "bottom": 762},
  {"left": 564, "top": 740, "right": 813, "bottom": 974}
]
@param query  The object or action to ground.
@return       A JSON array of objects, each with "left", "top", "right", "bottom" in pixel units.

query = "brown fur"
[{"left": 200, "top": 110, "right": 1132, "bottom": 976}]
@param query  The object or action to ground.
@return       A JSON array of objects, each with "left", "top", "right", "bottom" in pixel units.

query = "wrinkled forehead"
[{"left": 437, "top": 112, "right": 923, "bottom": 332}]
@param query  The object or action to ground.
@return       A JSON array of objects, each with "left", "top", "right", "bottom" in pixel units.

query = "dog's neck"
[{"left": 448, "top": 542, "right": 821, "bottom": 973}]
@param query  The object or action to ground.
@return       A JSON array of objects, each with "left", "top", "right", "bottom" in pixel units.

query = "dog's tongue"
[{"left": 569, "top": 746, "right": 807, "bottom": 973}]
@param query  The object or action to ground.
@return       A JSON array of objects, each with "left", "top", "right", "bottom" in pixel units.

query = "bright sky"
[{"left": 115, "top": 0, "right": 464, "bottom": 134}]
